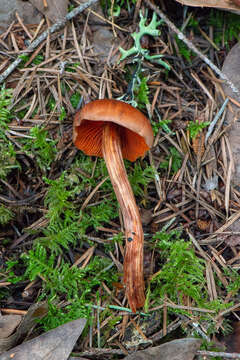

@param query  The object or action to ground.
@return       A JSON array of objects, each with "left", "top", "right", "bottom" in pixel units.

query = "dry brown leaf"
[
  {"left": 0, "top": 303, "right": 48, "bottom": 354},
  {"left": 0, "top": 315, "right": 22, "bottom": 339},
  {"left": 174, "top": 0, "right": 240, "bottom": 13},
  {"left": 0, "top": 318, "right": 87, "bottom": 360}
]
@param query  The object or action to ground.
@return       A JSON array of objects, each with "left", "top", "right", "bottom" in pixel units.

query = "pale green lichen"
[{"left": 119, "top": 11, "right": 170, "bottom": 70}]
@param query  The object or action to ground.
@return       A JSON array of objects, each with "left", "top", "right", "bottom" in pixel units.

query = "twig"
[
  {"left": 75, "top": 348, "right": 126, "bottom": 357},
  {"left": 205, "top": 98, "right": 229, "bottom": 145},
  {"left": 143, "top": 0, "right": 240, "bottom": 99},
  {"left": 149, "top": 302, "right": 215, "bottom": 313},
  {"left": 197, "top": 350, "right": 240, "bottom": 359},
  {"left": 0, "top": 0, "right": 98, "bottom": 84}
]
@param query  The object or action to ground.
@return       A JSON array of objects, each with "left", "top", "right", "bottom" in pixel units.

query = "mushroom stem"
[{"left": 102, "top": 123, "right": 145, "bottom": 312}]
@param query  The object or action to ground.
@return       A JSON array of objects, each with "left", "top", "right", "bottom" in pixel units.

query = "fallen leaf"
[
  {"left": 29, "top": 0, "right": 68, "bottom": 23},
  {"left": 0, "top": 315, "right": 22, "bottom": 339},
  {"left": 0, "top": 318, "right": 87, "bottom": 360},
  {"left": 221, "top": 42, "right": 240, "bottom": 238},
  {"left": 174, "top": 0, "right": 240, "bottom": 13},
  {"left": 124, "top": 338, "right": 202, "bottom": 360},
  {"left": 222, "top": 42, "right": 240, "bottom": 186},
  {"left": 0, "top": 303, "right": 48, "bottom": 354}
]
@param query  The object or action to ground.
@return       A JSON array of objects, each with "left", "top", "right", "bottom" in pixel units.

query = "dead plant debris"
[{"left": 0, "top": 0, "right": 240, "bottom": 359}]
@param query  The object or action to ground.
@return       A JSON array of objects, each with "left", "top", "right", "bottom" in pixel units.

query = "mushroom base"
[{"left": 102, "top": 123, "right": 145, "bottom": 312}]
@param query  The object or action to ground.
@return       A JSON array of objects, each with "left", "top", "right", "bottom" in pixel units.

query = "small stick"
[
  {"left": 0, "top": 282, "right": 11, "bottom": 286},
  {"left": 0, "top": 0, "right": 98, "bottom": 84},
  {"left": 15, "top": 11, "right": 33, "bottom": 40},
  {"left": 144, "top": 0, "right": 240, "bottom": 99},
  {"left": 197, "top": 350, "right": 240, "bottom": 359},
  {"left": 0, "top": 308, "right": 27, "bottom": 315}
]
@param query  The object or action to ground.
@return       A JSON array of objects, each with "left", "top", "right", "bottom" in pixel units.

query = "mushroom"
[{"left": 73, "top": 99, "right": 154, "bottom": 312}]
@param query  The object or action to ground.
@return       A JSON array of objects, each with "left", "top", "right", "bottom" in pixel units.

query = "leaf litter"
[
  {"left": 0, "top": 317, "right": 86, "bottom": 360},
  {"left": 0, "top": 0, "right": 240, "bottom": 359}
]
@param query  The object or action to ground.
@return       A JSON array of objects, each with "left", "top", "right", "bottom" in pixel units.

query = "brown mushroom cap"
[{"left": 73, "top": 99, "right": 154, "bottom": 162}]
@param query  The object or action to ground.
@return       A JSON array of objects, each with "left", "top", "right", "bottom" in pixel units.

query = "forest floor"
[{"left": 0, "top": 1, "right": 240, "bottom": 359}]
